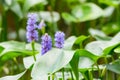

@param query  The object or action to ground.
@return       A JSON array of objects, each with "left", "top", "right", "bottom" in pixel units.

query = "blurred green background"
[{"left": 0, "top": 0, "right": 119, "bottom": 42}]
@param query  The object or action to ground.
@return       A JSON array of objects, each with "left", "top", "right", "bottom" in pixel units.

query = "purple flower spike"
[
  {"left": 38, "top": 20, "right": 46, "bottom": 29},
  {"left": 27, "top": 13, "right": 37, "bottom": 25},
  {"left": 26, "top": 13, "right": 38, "bottom": 42},
  {"left": 54, "top": 31, "right": 65, "bottom": 48},
  {"left": 26, "top": 30, "right": 38, "bottom": 42},
  {"left": 41, "top": 33, "right": 52, "bottom": 55}
]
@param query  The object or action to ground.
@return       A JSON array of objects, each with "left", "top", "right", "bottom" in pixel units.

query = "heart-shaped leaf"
[
  {"left": 71, "top": 3, "right": 103, "bottom": 22},
  {"left": 31, "top": 48, "right": 75, "bottom": 79}
]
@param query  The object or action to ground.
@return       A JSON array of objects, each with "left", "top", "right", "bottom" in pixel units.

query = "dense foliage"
[{"left": 0, "top": 0, "right": 120, "bottom": 80}]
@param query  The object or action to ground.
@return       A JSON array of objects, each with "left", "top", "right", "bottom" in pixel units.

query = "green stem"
[
  {"left": 31, "top": 41, "right": 36, "bottom": 61},
  {"left": 100, "top": 66, "right": 106, "bottom": 79},
  {"left": 96, "top": 63, "right": 101, "bottom": 78},
  {"left": 70, "top": 69, "right": 74, "bottom": 80},
  {"left": 82, "top": 73, "right": 88, "bottom": 80},
  {"left": 52, "top": 73, "right": 55, "bottom": 80},
  {"left": 88, "top": 70, "right": 93, "bottom": 80},
  {"left": 48, "top": 73, "right": 50, "bottom": 80},
  {"left": 62, "top": 68, "right": 65, "bottom": 80}
]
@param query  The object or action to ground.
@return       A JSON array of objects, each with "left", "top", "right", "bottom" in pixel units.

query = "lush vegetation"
[{"left": 0, "top": 0, "right": 120, "bottom": 80}]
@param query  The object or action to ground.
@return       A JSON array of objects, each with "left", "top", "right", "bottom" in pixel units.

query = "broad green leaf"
[
  {"left": 89, "top": 28, "right": 111, "bottom": 41},
  {"left": 72, "top": 35, "right": 89, "bottom": 49},
  {"left": 32, "top": 74, "right": 48, "bottom": 80},
  {"left": 107, "top": 60, "right": 120, "bottom": 74},
  {"left": 70, "top": 49, "right": 99, "bottom": 80},
  {"left": 38, "top": 11, "right": 60, "bottom": 22},
  {"left": 0, "top": 70, "right": 26, "bottom": 80},
  {"left": 85, "top": 41, "right": 110, "bottom": 56},
  {"left": 63, "top": 36, "right": 77, "bottom": 50},
  {"left": 102, "top": 43, "right": 120, "bottom": 56},
  {"left": 62, "top": 12, "right": 77, "bottom": 23},
  {"left": 85, "top": 32, "right": 120, "bottom": 56},
  {"left": 102, "top": 23, "right": 120, "bottom": 35},
  {"left": 0, "top": 41, "right": 38, "bottom": 61},
  {"left": 99, "top": 0, "right": 120, "bottom": 7},
  {"left": 77, "top": 49, "right": 99, "bottom": 61},
  {"left": 23, "top": 0, "right": 47, "bottom": 15},
  {"left": 71, "top": 3, "right": 103, "bottom": 22},
  {"left": 31, "top": 48, "right": 75, "bottom": 79}
]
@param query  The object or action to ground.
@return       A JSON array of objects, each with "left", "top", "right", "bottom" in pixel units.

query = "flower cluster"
[
  {"left": 26, "top": 13, "right": 45, "bottom": 42},
  {"left": 54, "top": 31, "right": 65, "bottom": 48},
  {"left": 26, "top": 13, "right": 38, "bottom": 42},
  {"left": 26, "top": 13, "right": 65, "bottom": 55},
  {"left": 41, "top": 33, "right": 52, "bottom": 55},
  {"left": 41, "top": 31, "right": 65, "bottom": 55}
]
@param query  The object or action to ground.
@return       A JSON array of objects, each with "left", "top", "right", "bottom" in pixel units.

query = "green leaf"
[
  {"left": 0, "top": 70, "right": 26, "bottom": 80},
  {"left": 85, "top": 41, "right": 109, "bottom": 56},
  {"left": 102, "top": 7, "right": 115, "bottom": 17},
  {"left": 23, "top": 0, "right": 47, "bottom": 15},
  {"left": 102, "top": 43, "right": 120, "bottom": 56},
  {"left": 0, "top": 41, "right": 38, "bottom": 61},
  {"left": 114, "top": 46, "right": 120, "bottom": 53},
  {"left": 102, "top": 23, "right": 120, "bottom": 35},
  {"left": 63, "top": 36, "right": 77, "bottom": 50},
  {"left": 111, "top": 32, "right": 120, "bottom": 43},
  {"left": 38, "top": 11, "right": 60, "bottom": 22},
  {"left": 77, "top": 49, "right": 99, "bottom": 61},
  {"left": 85, "top": 32, "right": 120, "bottom": 56},
  {"left": 31, "top": 48, "right": 75, "bottom": 79},
  {"left": 61, "top": 12, "right": 77, "bottom": 23},
  {"left": 107, "top": 60, "right": 120, "bottom": 74},
  {"left": 5, "top": 0, "right": 12, "bottom": 6},
  {"left": 99, "top": 0, "right": 120, "bottom": 7},
  {"left": 73, "top": 35, "right": 89, "bottom": 49},
  {"left": 89, "top": 28, "right": 111, "bottom": 41},
  {"left": 71, "top": 3, "right": 103, "bottom": 22},
  {"left": 70, "top": 49, "right": 99, "bottom": 80},
  {"left": 10, "top": 0, "right": 23, "bottom": 19}
]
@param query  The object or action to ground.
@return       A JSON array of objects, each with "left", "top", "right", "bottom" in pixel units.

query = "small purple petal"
[{"left": 38, "top": 20, "right": 46, "bottom": 29}]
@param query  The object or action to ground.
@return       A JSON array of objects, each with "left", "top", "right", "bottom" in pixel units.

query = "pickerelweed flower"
[
  {"left": 26, "top": 13, "right": 38, "bottom": 42},
  {"left": 54, "top": 31, "right": 65, "bottom": 48},
  {"left": 41, "top": 33, "right": 52, "bottom": 55},
  {"left": 38, "top": 20, "right": 46, "bottom": 29}
]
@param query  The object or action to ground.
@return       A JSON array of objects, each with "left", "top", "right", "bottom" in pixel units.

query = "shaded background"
[{"left": 0, "top": 0, "right": 120, "bottom": 42}]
